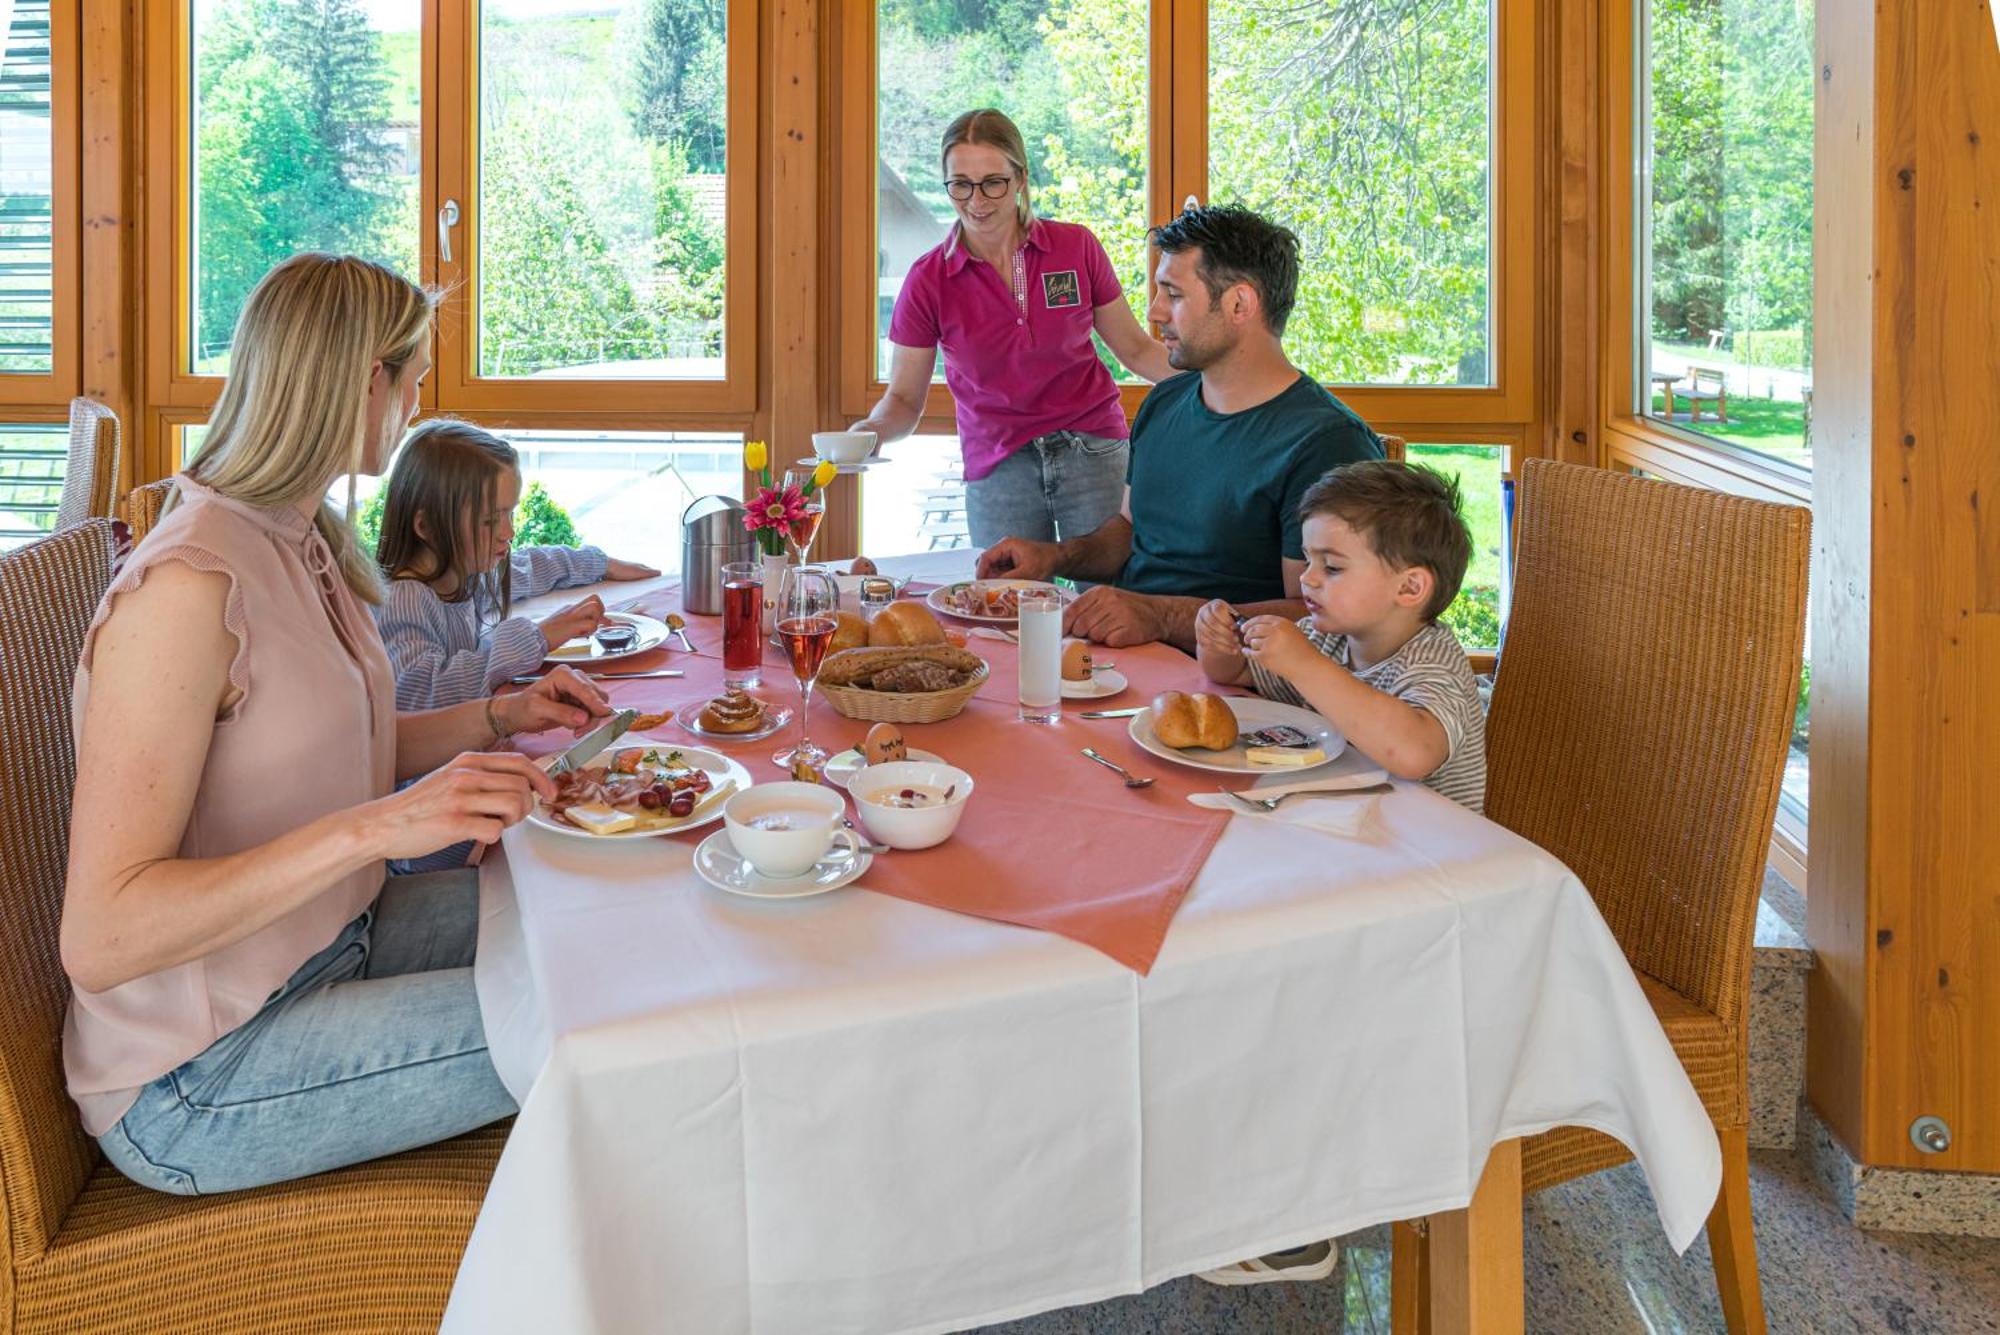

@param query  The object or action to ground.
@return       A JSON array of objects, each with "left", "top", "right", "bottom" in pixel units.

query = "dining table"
[{"left": 441, "top": 553, "right": 1722, "bottom": 1335}]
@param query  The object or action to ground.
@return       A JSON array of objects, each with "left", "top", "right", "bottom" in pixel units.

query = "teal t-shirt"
[{"left": 1119, "top": 371, "right": 1382, "bottom": 604}]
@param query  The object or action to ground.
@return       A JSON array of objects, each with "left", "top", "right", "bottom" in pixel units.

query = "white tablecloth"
[{"left": 445, "top": 768, "right": 1720, "bottom": 1334}]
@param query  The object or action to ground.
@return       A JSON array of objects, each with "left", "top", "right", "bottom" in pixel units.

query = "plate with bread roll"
[{"left": 1129, "top": 691, "right": 1345, "bottom": 774}]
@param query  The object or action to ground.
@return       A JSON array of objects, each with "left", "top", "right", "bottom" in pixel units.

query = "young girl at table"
[
  {"left": 372, "top": 418, "right": 658, "bottom": 711},
  {"left": 1195, "top": 459, "right": 1486, "bottom": 812}
]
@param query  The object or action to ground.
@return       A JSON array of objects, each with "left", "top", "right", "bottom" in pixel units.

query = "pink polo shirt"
[{"left": 889, "top": 218, "right": 1130, "bottom": 481}]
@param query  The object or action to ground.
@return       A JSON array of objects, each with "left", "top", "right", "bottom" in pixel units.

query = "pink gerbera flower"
[{"left": 744, "top": 484, "right": 806, "bottom": 534}]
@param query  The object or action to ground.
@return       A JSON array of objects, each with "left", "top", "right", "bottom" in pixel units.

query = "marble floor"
[{"left": 973, "top": 1148, "right": 2000, "bottom": 1334}]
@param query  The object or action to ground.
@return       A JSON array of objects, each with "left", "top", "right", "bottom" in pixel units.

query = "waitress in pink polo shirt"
[{"left": 853, "top": 108, "right": 1173, "bottom": 549}]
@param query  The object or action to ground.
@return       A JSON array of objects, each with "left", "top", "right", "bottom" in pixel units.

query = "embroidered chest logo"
[{"left": 1041, "top": 270, "right": 1081, "bottom": 310}]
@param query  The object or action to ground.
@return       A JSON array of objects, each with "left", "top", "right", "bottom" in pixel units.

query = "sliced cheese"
[
  {"left": 567, "top": 802, "right": 638, "bottom": 835},
  {"left": 1245, "top": 745, "right": 1326, "bottom": 768}
]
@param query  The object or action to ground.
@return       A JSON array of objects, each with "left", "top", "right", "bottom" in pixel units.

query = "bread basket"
[{"left": 817, "top": 646, "right": 989, "bottom": 724}]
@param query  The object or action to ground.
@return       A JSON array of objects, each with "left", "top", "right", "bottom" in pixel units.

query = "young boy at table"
[{"left": 1195, "top": 459, "right": 1486, "bottom": 813}]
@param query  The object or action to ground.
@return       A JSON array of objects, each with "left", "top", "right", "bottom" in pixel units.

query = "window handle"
[{"left": 438, "top": 199, "right": 461, "bottom": 264}]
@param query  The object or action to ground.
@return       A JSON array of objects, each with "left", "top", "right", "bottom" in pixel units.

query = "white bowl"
[
  {"left": 846, "top": 761, "right": 974, "bottom": 850},
  {"left": 812, "top": 430, "right": 876, "bottom": 464},
  {"left": 723, "top": 782, "right": 851, "bottom": 878}
]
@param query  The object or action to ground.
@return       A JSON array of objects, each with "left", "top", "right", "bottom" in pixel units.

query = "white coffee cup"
[
  {"left": 723, "top": 782, "right": 860, "bottom": 878},
  {"left": 812, "top": 430, "right": 876, "bottom": 464}
]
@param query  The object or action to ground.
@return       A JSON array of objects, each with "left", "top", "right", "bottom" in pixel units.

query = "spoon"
[
  {"left": 664, "top": 612, "right": 696, "bottom": 654},
  {"left": 1080, "top": 748, "right": 1155, "bottom": 789},
  {"left": 840, "top": 817, "right": 891, "bottom": 853}
]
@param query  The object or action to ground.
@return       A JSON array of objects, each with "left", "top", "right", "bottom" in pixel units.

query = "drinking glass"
[
  {"left": 783, "top": 468, "right": 827, "bottom": 565},
  {"left": 773, "top": 564, "right": 840, "bottom": 769},
  {"left": 720, "top": 560, "right": 763, "bottom": 689},
  {"left": 1016, "top": 586, "right": 1063, "bottom": 724}
]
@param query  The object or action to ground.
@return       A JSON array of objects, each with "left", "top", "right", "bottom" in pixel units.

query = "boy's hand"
[
  {"left": 1240, "top": 615, "right": 1317, "bottom": 679},
  {"left": 537, "top": 595, "right": 609, "bottom": 647},
  {"left": 604, "top": 557, "right": 660, "bottom": 581},
  {"left": 1194, "top": 599, "right": 1248, "bottom": 681}
]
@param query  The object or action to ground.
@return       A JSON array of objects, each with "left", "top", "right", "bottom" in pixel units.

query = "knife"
[
  {"left": 509, "top": 669, "right": 685, "bottom": 684},
  {"left": 1078, "top": 706, "right": 1146, "bottom": 719},
  {"left": 550, "top": 708, "right": 639, "bottom": 775}
]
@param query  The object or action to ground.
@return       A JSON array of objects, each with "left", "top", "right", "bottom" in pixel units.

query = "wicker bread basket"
[{"left": 817, "top": 645, "right": 989, "bottom": 723}]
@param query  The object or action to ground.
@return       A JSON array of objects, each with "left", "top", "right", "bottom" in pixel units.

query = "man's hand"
[
  {"left": 1240, "top": 615, "right": 1318, "bottom": 681},
  {"left": 976, "top": 537, "right": 1061, "bottom": 582},
  {"left": 1064, "top": 586, "right": 1168, "bottom": 647}
]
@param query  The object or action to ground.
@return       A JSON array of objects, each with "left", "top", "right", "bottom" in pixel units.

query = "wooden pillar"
[
  {"left": 1806, "top": 0, "right": 2000, "bottom": 1172},
  {"left": 1546, "top": 0, "right": 1597, "bottom": 468}
]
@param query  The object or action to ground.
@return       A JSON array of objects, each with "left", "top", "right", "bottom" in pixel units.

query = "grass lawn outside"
[
  {"left": 1405, "top": 443, "right": 1504, "bottom": 649},
  {"left": 1647, "top": 394, "right": 1810, "bottom": 466}
]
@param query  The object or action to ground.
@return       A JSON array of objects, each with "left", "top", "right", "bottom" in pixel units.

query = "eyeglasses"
[{"left": 943, "top": 175, "right": 1015, "bottom": 202}]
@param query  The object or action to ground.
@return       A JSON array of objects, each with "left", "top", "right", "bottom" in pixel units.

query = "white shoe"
[{"left": 1194, "top": 1239, "right": 1339, "bottom": 1286}]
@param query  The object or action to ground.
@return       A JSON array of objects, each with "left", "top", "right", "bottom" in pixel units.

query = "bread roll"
[
  {"left": 1150, "top": 690, "right": 1237, "bottom": 750},
  {"left": 848, "top": 556, "right": 878, "bottom": 576},
  {"left": 1060, "top": 639, "right": 1094, "bottom": 682},
  {"left": 819, "top": 644, "right": 984, "bottom": 688},
  {"left": 868, "top": 600, "right": 947, "bottom": 647},
  {"left": 829, "top": 611, "right": 869, "bottom": 654}
]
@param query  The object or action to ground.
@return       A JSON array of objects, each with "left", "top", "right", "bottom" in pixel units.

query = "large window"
[
  {"left": 475, "top": 0, "right": 728, "bottom": 380},
  {"left": 1637, "top": 0, "right": 1814, "bottom": 470},
  {"left": 0, "top": 0, "right": 54, "bottom": 376},
  {"left": 875, "top": 0, "right": 1151, "bottom": 381},
  {"left": 1210, "top": 0, "right": 1494, "bottom": 388},
  {"left": 1406, "top": 443, "right": 1506, "bottom": 650},
  {"left": 190, "top": 0, "right": 421, "bottom": 373},
  {"left": 0, "top": 422, "right": 63, "bottom": 549}
]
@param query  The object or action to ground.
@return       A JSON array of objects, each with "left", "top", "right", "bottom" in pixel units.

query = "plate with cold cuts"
[
  {"left": 527, "top": 743, "right": 753, "bottom": 839},
  {"left": 1127, "top": 696, "right": 1346, "bottom": 775},
  {"left": 926, "top": 579, "right": 1067, "bottom": 625}
]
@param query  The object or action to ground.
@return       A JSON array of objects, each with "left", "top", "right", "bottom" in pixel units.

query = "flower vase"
[{"left": 759, "top": 551, "right": 789, "bottom": 636}]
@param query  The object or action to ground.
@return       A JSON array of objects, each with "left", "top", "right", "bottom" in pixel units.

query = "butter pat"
[
  {"left": 1245, "top": 745, "right": 1326, "bottom": 767},
  {"left": 567, "top": 802, "right": 638, "bottom": 835}
]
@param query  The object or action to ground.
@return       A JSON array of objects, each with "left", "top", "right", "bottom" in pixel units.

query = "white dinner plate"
[
  {"left": 526, "top": 744, "right": 753, "bottom": 840},
  {"left": 693, "top": 828, "right": 872, "bottom": 899},
  {"left": 927, "top": 579, "right": 1067, "bottom": 625},
  {"left": 543, "top": 612, "right": 672, "bottom": 665},
  {"left": 674, "top": 696, "right": 794, "bottom": 744},
  {"left": 1127, "top": 697, "right": 1346, "bottom": 774},
  {"left": 1061, "top": 668, "right": 1127, "bottom": 700},
  {"left": 821, "top": 746, "right": 946, "bottom": 791}
]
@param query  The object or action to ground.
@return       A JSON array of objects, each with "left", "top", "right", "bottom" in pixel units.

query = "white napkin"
[{"left": 1186, "top": 762, "right": 1393, "bottom": 838}]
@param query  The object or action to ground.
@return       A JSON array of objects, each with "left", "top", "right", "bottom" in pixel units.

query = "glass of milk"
[{"left": 1016, "top": 586, "right": 1064, "bottom": 725}]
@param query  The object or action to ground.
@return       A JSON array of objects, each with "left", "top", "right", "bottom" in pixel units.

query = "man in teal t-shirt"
[{"left": 976, "top": 204, "right": 1382, "bottom": 650}]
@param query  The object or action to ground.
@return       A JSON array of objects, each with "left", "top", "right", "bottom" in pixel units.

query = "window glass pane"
[
  {"left": 190, "top": 0, "right": 422, "bottom": 374},
  {"left": 876, "top": 0, "right": 1150, "bottom": 382},
  {"left": 1210, "top": 0, "right": 1493, "bottom": 387},
  {"left": 1783, "top": 646, "right": 1808, "bottom": 818},
  {"left": 861, "top": 437, "right": 970, "bottom": 558},
  {"left": 1640, "top": 0, "right": 1814, "bottom": 469},
  {"left": 0, "top": 423, "right": 64, "bottom": 550},
  {"left": 1404, "top": 443, "right": 1506, "bottom": 650},
  {"left": 478, "top": 0, "right": 727, "bottom": 380},
  {"left": 0, "top": 0, "right": 54, "bottom": 373}
]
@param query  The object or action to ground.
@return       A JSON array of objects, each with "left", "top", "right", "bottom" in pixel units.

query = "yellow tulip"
[
  {"left": 744, "top": 440, "right": 768, "bottom": 473},
  {"left": 812, "top": 460, "right": 838, "bottom": 491}
]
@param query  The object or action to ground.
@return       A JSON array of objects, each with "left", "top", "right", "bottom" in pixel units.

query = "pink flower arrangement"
[{"left": 744, "top": 483, "right": 807, "bottom": 556}]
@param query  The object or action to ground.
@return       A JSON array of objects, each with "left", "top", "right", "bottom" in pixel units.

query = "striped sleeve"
[
  {"left": 376, "top": 578, "right": 545, "bottom": 710},
  {"left": 509, "top": 545, "right": 608, "bottom": 599}
]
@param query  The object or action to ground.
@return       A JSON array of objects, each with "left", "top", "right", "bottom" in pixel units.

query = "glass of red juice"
[{"left": 721, "top": 560, "right": 763, "bottom": 689}]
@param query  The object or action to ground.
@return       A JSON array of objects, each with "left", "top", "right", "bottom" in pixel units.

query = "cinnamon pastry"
[{"left": 697, "top": 689, "right": 766, "bottom": 734}]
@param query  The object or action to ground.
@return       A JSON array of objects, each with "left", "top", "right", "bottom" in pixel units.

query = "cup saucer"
[{"left": 693, "top": 829, "right": 871, "bottom": 899}]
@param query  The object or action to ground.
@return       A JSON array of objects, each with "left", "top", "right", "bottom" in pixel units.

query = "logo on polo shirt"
[{"left": 1041, "top": 270, "right": 1081, "bottom": 309}]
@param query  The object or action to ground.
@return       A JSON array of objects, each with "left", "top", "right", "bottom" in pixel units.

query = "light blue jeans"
[
  {"left": 97, "top": 870, "right": 517, "bottom": 1196},
  {"left": 964, "top": 431, "right": 1130, "bottom": 551}
]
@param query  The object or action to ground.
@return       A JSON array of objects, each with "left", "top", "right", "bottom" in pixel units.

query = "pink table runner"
[{"left": 516, "top": 587, "right": 1228, "bottom": 973}]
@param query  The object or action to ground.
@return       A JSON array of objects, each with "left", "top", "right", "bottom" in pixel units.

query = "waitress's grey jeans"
[{"left": 964, "top": 431, "right": 1129, "bottom": 552}]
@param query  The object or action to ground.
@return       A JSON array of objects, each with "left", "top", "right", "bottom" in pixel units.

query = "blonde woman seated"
[{"left": 61, "top": 253, "right": 609, "bottom": 1194}]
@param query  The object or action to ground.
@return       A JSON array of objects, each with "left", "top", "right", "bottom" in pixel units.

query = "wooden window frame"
[
  {"left": 1596, "top": 0, "right": 1810, "bottom": 511},
  {"left": 0, "top": 0, "right": 80, "bottom": 406},
  {"left": 835, "top": 0, "right": 1542, "bottom": 438},
  {"left": 144, "top": 0, "right": 760, "bottom": 431}
]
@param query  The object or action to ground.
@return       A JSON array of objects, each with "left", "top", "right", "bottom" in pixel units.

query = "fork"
[
  {"left": 1081, "top": 748, "right": 1155, "bottom": 789},
  {"left": 1220, "top": 782, "right": 1393, "bottom": 812}
]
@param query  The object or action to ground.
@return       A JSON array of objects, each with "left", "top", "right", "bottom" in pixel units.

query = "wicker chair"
[
  {"left": 1392, "top": 461, "right": 1808, "bottom": 1335},
  {"left": 0, "top": 521, "right": 507, "bottom": 1333},
  {"left": 1378, "top": 433, "right": 1407, "bottom": 462},
  {"left": 55, "top": 400, "right": 121, "bottom": 529},
  {"left": 111, "top": 478, "right": 174, "bottom": 546}
]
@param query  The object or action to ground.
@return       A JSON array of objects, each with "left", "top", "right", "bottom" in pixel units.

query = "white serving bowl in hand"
[
  {"left": 812, "top": 430, "right": 876, "bottom": 464},
  {"left": 846, "top": 761, "right": 974, "bottom": 850}
]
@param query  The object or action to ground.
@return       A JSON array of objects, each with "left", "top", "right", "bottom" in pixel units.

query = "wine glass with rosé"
[
  {"left": 772, "top": 564, "right": 840, "bottom": 771},
  {"left": 782, "top": 467, "right": 827, "bottom": 565}
]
